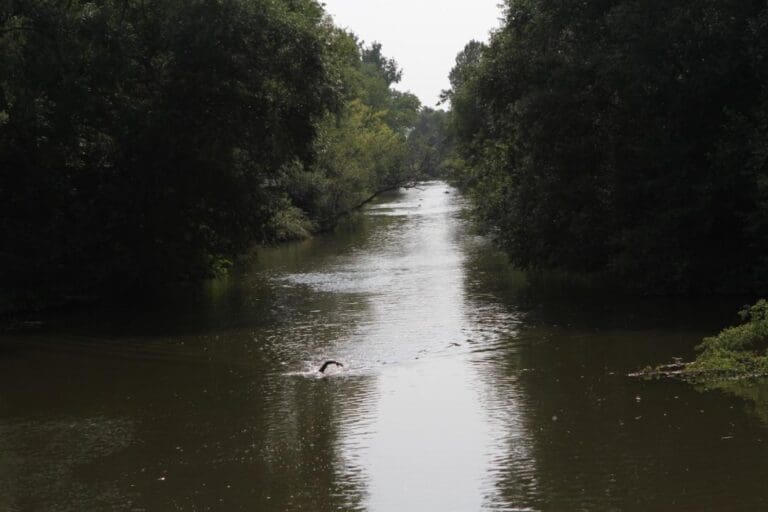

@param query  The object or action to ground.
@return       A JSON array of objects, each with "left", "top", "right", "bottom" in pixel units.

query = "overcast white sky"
[{"left": 321, "top": 0, "right": 503, "bottom": 107}]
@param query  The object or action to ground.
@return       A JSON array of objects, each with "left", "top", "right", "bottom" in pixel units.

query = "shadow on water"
[
  {"left": 694, "top": 378, "right": 768, "bottom": 431},
  {"left": 461, "top": 237, "right": 768, "bottom": 510},
  {"left": 0, "top": 343, "right": 377, "bottom": 511},
  {"left": 0, "top": 222, "right": 388, "bottom": 511},
  {"left": 0, "top": 186, "right": 427, "bottom": 511}
]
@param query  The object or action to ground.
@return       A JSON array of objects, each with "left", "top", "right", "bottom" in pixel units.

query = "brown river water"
[{"left": 2, "top": 181, "right": 768, "bottom": 511}]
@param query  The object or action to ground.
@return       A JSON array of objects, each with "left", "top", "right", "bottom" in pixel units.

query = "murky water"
[{"left": 2, "top": 181, "right": 768, "bottom": 511}]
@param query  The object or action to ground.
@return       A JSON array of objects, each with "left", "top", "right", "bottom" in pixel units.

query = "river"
[{"left": 2, "top": 181, "right": 768, "bottom": 511}]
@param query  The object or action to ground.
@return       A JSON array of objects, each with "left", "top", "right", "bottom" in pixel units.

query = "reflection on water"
[{"left": 2, "top": 181, "right": 768, "bottom": 510}]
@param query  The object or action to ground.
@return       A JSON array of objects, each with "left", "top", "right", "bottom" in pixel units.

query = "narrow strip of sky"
[{"left": 321, "top": 0, "right": 502, "bottom": 108}]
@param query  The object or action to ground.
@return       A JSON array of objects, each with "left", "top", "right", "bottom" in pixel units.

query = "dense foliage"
[
  {"left": 688, "top": 300, "right": 768, "bottom": 378},
  {"left": 286, "top": 35, "right": 423, "bottom": 231},
  {"left": 406, "top": 108, "right": 453, "bottom": 179},
  {"left": 0, "top": 0, "right": 421, "bottom": 303},
  {"left": 448, "top": 1, "right": 768, "bottom": 294}
]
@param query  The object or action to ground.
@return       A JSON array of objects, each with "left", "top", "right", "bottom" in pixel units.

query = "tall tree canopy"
[
  {"left": 449, "top": 0, "right": 768, "bottom": 294},
  {"left": 283, "top": 32, "right": 422, "bottom": 231},
  {"left": 406, "top": 108, "right": 453, "bottom": 179},
  {"left": 0, "top": 0, "right": 420, "bottom": 305}
]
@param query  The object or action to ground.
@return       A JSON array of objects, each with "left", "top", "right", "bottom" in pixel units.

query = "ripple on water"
[
  {"left": 12, "top": 182, "right": 730, "bottom": 511},
  {"left": 0, "top": 416, "right": 136, "bottom": 511}
]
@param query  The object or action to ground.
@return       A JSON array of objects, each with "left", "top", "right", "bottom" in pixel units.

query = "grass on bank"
[
  {"left": 635, "top": 300, "right": 768, "bottom": 381},
  {"left": 686, "top": 300, "right": 768, "bottom": 379}
]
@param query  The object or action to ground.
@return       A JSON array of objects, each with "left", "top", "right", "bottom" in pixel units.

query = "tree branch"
[{"left": 333, "top": 179, "right": 420, "bottom": 221}]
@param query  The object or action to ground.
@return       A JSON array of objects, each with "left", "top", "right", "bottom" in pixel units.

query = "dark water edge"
[{"left": 1, "top": 182, "right": 767, "bottom": 511}]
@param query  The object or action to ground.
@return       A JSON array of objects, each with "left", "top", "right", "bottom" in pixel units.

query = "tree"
[
  {"left": 406, "top": 108, "right": 453, "bottom": 179},
  {"left": 0, "top": 0, "right": 340, "bottom": 297},
  {"left": 284, "top": 35, "right": 421, "bottom": 230},
  {"left": 449, "top": 0, "right": 768, "bottom": 294},
  {"left": 362, "top": 42, "right": 402, "bottom": 87}
]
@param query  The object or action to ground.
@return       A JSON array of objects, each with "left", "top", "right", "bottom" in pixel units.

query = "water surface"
[{"left": 2, "top": 181, "right": 768, "bottom": 511}]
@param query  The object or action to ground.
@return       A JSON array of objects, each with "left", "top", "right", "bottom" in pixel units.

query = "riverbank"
[{"left": 635, "top": 299, "right": 768, "bottom": 382}]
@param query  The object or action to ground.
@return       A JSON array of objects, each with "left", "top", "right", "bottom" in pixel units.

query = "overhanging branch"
[{"left": 333, "top": 178, "right": 421, "bottom": 222}]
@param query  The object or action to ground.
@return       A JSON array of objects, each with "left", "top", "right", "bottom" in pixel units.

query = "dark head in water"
[{"left": 319, "top": 360, "right": 343, "bottom": 373}]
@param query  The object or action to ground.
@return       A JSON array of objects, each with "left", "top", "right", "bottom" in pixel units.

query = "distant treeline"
[
  {"left": 446, "top": 1, "right": 768, "bottom": 294},
  {"left": 0, "top": 0, "right": 448, "bottom": 304}
]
